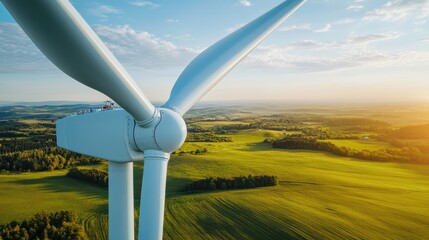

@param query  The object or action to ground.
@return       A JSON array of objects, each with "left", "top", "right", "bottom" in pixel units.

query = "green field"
[
  {"left": 2, "top": 129, "right": 429, "bottom": 239},
  {"left": 0, "top": 170, "right": 108, "bottom": 240},
  {"left": 162, "top": 131, "right": 429, "bottom": 239}
]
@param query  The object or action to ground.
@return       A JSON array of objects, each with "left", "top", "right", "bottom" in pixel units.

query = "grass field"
[
  {"left": 144, "top": 130, "right": 429, "bottom": 239},
  {"left": 0, "top": 170, "right": 108, "bottom": 240},
  {"left": 0, "top": 131, "right": 429, "bottom": 239},
  {"left": 2, "top": 123, "right": 429, "bottom": 239}
]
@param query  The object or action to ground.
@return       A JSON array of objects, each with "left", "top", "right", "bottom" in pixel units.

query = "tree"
[
  {"left": 208, "top": 179, "right": 216, "bottom": 190},
  {"left": 0, "top": 211, "right": 89, "bottom": 240},
  {"left": 184, "top": 175, "right": 278, "bottom": 192}
]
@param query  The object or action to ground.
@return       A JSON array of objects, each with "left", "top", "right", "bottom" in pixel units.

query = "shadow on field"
[
  {"left": 196, "top": 199, "right": 306, "bottom": 240},
  {"left": 12, "top": 175, "right": 108, "bottom": 201},
  {"left": 240, "top": 141, "right": 276, "bottom": 152},
  {"left": 166, "top": 176, "right": 193, "bottom": 195}
]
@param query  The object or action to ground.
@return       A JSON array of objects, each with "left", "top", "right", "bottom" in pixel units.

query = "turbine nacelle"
[{"left": 56, "top": 108, "right": 187, "bottom": 162}]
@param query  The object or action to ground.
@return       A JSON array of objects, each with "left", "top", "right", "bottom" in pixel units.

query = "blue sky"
[{"left": 1, "top": 0, "right": 429, "bottom": 103}]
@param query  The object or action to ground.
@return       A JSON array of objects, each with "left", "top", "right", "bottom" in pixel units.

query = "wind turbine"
[{"left": 1, "top": 0, "right": 306, "bottom": 239}]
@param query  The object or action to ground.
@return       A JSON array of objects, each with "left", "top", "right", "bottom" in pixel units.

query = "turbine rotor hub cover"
[{"left": 133, "top": 108, "right": 187, "bottom": 153}]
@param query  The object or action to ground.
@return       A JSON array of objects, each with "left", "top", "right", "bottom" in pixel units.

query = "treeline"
[
  {"left": 173, "top": 148, "right": 208, "bottom": 156},
  {"left": 203, "top": 116, "right": 392, "bottom": 134},
  {"left": 184, "top": 175, "right": 278, "bottom": 192},
  {"left": 243, "top": 114, "right": 324, "bottom": 131},
  {"left": 0, "top": 211, "right": 88, "bottom": 240},
  {"left": 188, "top": 123, "right": 253, "bottom": 134},
  {"left": 390, "top": 123, "right": 429, "bottom": 139},
  {"left": 0, "top": 122, "right": 101, "bottom": 172},
  {"left": 269, "top": 137, "right": 426, "bottom": 164},
  {"left": 67, "top": 168, "right": 108, "bottom": 187},
  {"left": 324, "top": 118, "right": 390, "bottom": 132},
  {"left": 187, "top": 124, "right": 210, "bottom": 133},
  {"left": 0, "top": 104, "right": 94, "bottom": 120},
  {"left": 0, "top": 120, "right": 55, "bottom": 138},
  {"left": 300, "top": 128, "right": 358, "bottom": 140},
  {"left": 0, "top": 120, "right": 32, "bottom": 132},
  {"left": 187, "top": 115, "right": 316, "bottom": 134},
  {"left": 211, "top": 122, "right": 302, "bottom": 133},
  {"left": 186, "top": 132, "right": 232, "bottom": 142},
  {"left": 0, "top": 132, "right": 28, "bottom": 138},
  {"left": 211, "top": 124, "right": 254, "bottom": 134},
  {"left": 0, "top": 135, "right": 56, "bottom": 154},
  {"left": 0, "top": 147, "right": 101, "bottom": 172},
  {"left": 187, "top": 115, "right": 331, "bottom": 135}
]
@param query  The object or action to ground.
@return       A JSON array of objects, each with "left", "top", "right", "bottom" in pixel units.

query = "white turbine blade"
[
  {"left": 1, "top": 0, "right": 156, "bottom": 123},
  {"left": 138, "top": 150, "right": 170, "bottom": 240},
  {"left": 164, "top": 0, "right": 306, "bottom": 115}
]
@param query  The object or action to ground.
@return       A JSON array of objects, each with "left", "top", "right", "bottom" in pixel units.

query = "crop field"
[
  {"left": 1, "top": 103, "right": 429, "bottom": 239},
  {"left": 160, "top": 130, "right": 429, "bottom": 239}
]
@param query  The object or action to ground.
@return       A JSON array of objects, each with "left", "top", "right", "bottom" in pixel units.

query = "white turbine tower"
[{"left": 1, "top": 0, "right": 306, "bottom": 239}]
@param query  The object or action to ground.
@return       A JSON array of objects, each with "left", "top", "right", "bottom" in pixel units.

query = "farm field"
[
  {"left": 1, "top": 103, "right": 429, "bottom": 239},
  {"left": 0, "top": 170, "right": 108, "bottom": 240},
  {"left": 163, "top": 130, "right": 429, "bottom": 239}
]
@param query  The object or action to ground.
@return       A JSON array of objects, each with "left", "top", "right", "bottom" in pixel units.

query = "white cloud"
[
  {"left": 278, "top": 24, "right": 312, "bottom": 31},
  {"left": 414, "top": 19, "right": 427, "bottom": 25},
  {"left": 0, "top": 23, "right": 197, "bottom": 73},
  {"left": 165, "top": 33, "right": 194, "bottom": 41},
  {"left": 0, "top": 23, "right": 54, "bottom": 73},
  {"left": 94, "top": 25, "right": 197, "bottom": 68},
  {"left": 344, "top": 32, "right": 401, "bottom": 45},
  {"left": 87, "top": 5, "right": 121, "bottom": 18},
  {"left": 314, "top": 24, "right": 332, "bottom": 33},
  {"left": 279, "top": 24, "right": 331, "bottom": 33},
  {"left": 334, "top": 18, "right": 355, "bottom": 25},
  {"left": 364, "top": 0, "right": 429, "bottom": 22},
  {"left": 420, "top": 38, "right": 429, "bottom": 43},
  {"left": 347, "top": 5, "right": 364, "bottom": 11},
  {"left": 272, "top": 32, "right": 401, "bottom": 51},
  {"left": 166, "top": 19, "right": 179, "bottom": 23},
  {"left": 0, "top": 18, "right": 424, "bottom": 77},
  {"left": 242, "top": 32, "right": 421, "bottom": 72},
  {"left": 287, "top": 40, "right": 331, "bottom": 49},
  {"left": 280, "top": 19, "right": 356, "bottom": 33},
  {"left": 238, "top": 0, "right": 253, "bottom": 7},
  {"left": 246, "top": 46, "right": 429, "bottom": 72},
  {"left": 130, "top": 1, "right": 159, "bottom": 8}
]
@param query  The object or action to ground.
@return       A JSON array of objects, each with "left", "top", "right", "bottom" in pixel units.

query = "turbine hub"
[{"left": 133, "top": 108, "right": 187, "bottom": 153}]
